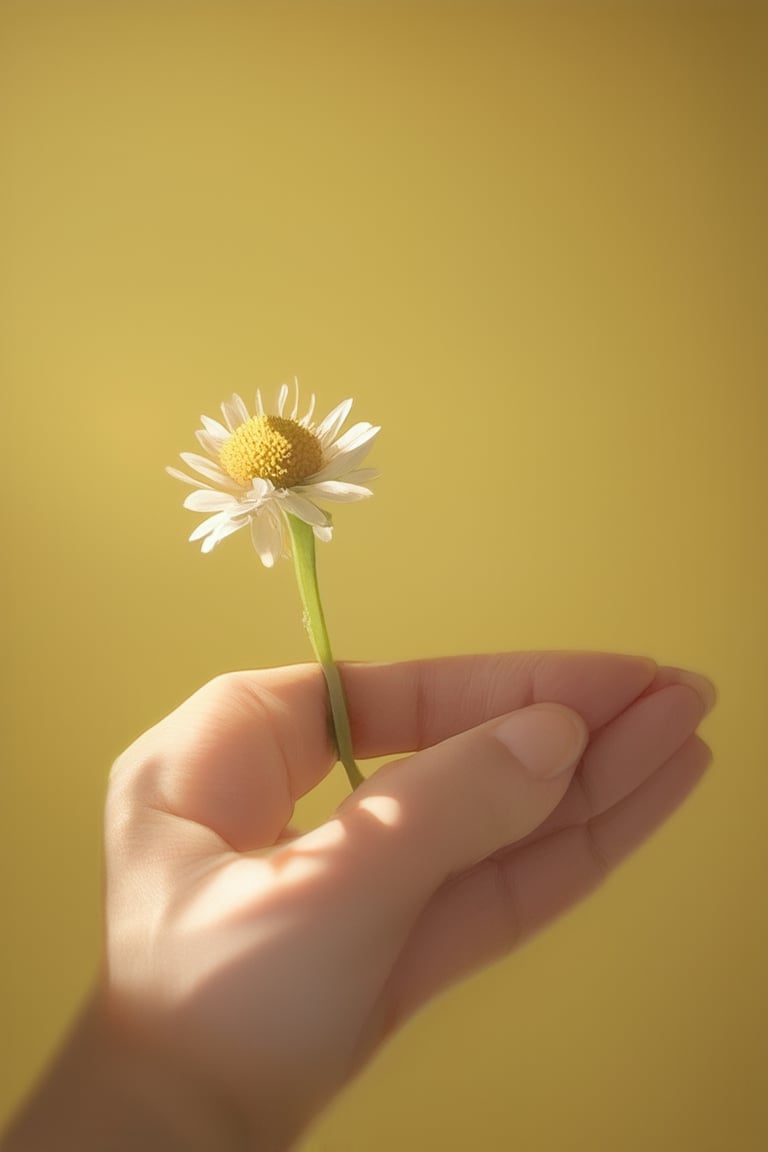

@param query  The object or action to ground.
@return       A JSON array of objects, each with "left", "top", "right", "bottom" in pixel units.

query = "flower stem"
[{"left": 285, "top": 514, "right": 364, "bottom": 791}]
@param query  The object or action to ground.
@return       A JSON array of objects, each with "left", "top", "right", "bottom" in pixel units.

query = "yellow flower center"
[{"left": 219, "top": 415, "right": 324, "bottom": 487}]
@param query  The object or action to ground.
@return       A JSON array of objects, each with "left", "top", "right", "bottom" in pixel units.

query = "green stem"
[{"left": 285, "top": 513, "right": 364, "bottom": 791}]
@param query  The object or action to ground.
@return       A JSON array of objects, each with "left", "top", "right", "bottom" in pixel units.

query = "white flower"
[{"left": 167, "top": 379, "right": 380, "bottom": 566}]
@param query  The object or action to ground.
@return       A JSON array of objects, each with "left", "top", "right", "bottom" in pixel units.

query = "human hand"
[{"left": 3, "top": 652, "right": 715, "bottom": 1151}]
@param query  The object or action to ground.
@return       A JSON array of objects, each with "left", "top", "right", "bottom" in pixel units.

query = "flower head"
[{"left": 168, "top": 380, "right": 380, "bottom": 566}]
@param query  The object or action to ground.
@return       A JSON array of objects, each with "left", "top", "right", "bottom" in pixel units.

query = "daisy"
[{"left": 167, "top": 379, "right": 380, "bottom": 566}]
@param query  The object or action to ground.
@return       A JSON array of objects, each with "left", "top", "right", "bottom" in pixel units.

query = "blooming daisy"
[{"left": 167, "top": 380, "right": 380, "bottom": 566}]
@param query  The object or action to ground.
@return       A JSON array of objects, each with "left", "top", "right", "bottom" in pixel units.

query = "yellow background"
[{"left": 1, "top": 1, "right": 766, "bottom": 1148}]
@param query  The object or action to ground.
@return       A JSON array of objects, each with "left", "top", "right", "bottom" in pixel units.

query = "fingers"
[
  {"left": 342, "top": 651, "right": 658, "bottom": 754},
  {"left": 107, "top": 652, "right": 658, "bottom": 857},
  {"left": 580, "top": 683, "right": 709, "bottom": 813},
  {"left": 639, "top": 664, "right": 718, "bottom": 713},
  {"left": 516, "top": 681, "right": 712, "bottom": 846},
  {"left": 294, "top": 704, "right": 590, "bottom": 922},
  {"left": 382, "top": 732, "right": 712, "bottom": 1030}
]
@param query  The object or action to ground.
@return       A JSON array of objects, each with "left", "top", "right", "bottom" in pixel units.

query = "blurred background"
[{"left": 1, "top": 1, "right": 765, "bottom": 1148}]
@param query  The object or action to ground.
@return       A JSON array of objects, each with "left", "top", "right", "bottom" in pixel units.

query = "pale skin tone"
[{"left": 2, "top": 652, "right": 716, "bottom": 1151}]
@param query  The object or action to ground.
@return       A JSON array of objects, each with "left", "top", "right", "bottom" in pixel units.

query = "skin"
[{"left": 1, "top": 651, "right": 716, "bottom": 1151}]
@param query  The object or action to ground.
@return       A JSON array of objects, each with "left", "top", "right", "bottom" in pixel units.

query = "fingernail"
[
  {"left": 493, "top": 705, "right": 587, "bottom": 780},
  {"left": 669, "top": 670, "right": 717, "bottom": 715}
]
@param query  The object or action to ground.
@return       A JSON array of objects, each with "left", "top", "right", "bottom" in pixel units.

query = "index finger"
[{"left": 343, "top": 650, "right": 658, "bottom": 759}]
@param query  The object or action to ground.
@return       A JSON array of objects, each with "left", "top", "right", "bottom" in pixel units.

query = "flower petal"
[
  {"left": 325, "top": 422, "right": 379, "bottom": 458},
  {"left": 195, "top": 429, "right": 225, "bottom": 458},
  {"left": 180, "top": 452, "right": 238, "bottom": 488},
  {"left": 189, "top": 510, "right": 231, "bottom": 542},
  {"left": 201, "top": 516, "right": 247, "bottom": 553},
  {"left": 243, "top": 476, "right": 275, "bottom": 503},
  {"left": 166, "top": 466, "right": 212, "bottom": 489},
  {"left": 200, "top": 415, "right": 230, "bottom": 441},
  {"left": 313, "top": 524, "right": 333, "bottom": 543},
  {"left": 315, "top": 398, "right": 353, "bottom": 446},
  {"left": 301, "top": 480, "right": 373, "bottom": 502},
  {"left": 277, "top": 382, "right": 289, "bottom": 417},
  {"left": 343, "top": 467, "right": 379, "bottom": 484},
  {"left": 221, "top": 393, "right": 250, "bottom": 431},
  {"left": 290, "top": 377, "right": 300, "bottom": 420},
  {"left": 301, "top": 392, "right": 316, "bottom": 426},
  {"left": 254, "top": 388, "right": 265, "bottom": 417},
  {"left": 278, "top": 491, "right": 330, "bottom": 527},
  {"left": 184, "top": 489, "right": 239, "bottom": 512},
  {"left": 307, "top": 436, "right": 379, "bottom": 483},
  {"left": 250, "top": 509, "right": 283, "bottom": 567}
]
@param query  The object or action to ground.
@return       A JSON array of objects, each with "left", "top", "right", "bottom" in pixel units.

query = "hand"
[{"left": 3, "top": 652, "right": 715, "bottom": 1151}]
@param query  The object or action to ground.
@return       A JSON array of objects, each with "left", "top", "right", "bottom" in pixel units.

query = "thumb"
[{"left": 333, "top": 702, "right": 589, "bottom": 922}]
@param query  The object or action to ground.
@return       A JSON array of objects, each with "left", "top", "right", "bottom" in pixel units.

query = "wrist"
[{"left": 2, "top": 989, "right": 255, "bottom": 1152}]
